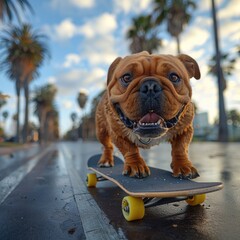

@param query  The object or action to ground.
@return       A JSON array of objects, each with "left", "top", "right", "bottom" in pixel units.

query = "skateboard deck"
[{"left": 87, "top": 154, "right": 223, "bottom": 198}]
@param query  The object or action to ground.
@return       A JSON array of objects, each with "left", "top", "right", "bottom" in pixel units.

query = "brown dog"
[{"left": 95, "top": 51, "right": 200, "bottom": 179}]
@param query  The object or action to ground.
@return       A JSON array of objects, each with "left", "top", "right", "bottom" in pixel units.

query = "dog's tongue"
[{"left": 139, "top": 112, "right": 161, "bottom": 123}]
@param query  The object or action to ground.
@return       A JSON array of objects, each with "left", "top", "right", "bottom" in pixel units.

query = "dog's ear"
[
  {"left": 177, "top": 54, "right": 201, "bottom": 80},
  {"left": 107, "top": 57, "right": 122, "bottom": 85}
]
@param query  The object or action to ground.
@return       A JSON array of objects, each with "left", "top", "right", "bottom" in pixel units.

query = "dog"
[{"left": 95, "top": 51, "right": 200, "bottom": 179}]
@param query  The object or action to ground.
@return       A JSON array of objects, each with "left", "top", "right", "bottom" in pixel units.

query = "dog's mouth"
[{"left": 114, "top": 104, "right": 185, "bottom": 138}]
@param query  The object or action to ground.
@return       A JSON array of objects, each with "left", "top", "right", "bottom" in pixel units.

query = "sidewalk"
[{"left": 0, "top": 143, "right": 40, "bottom": 156}]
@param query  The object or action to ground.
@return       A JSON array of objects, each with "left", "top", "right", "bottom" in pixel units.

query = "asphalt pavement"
[{"left": 0, "top": 141, "right": 239, "bottom": 240}]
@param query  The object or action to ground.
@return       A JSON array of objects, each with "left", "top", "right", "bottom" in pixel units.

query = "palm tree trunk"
[
  {"left": 23, "top": 80, "right": 29, "bottom": 143},
  {"left": 176, "top": 35, "right": 181, "bottom": 54},
  {"left": 39, "top": 108, "right": 47, "bottom": 145},
  {"left": 15, "top": 80, "right": 21, "bottom": 143},
  {"left": 211, "top": 0, "right": 228, "bottom": 142},
  {"left": 44, "top": 113, "right": 48, "bottom": 143}
]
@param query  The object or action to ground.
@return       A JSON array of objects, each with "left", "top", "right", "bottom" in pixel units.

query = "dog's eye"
[
  {"left": 169, "top": 73, "right": 181, "bottom": 83},
  {"left": 120, "top": 73, "right": 132, "bottom": 86}
]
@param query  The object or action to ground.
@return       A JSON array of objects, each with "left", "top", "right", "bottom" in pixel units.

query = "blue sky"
[{"left": 0, "top": 0, "right": 239, "bottom": 136}]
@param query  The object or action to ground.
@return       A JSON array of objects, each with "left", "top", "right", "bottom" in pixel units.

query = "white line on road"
[
  {"left": 61, "top": 146, "right": 126, "bottom": 240},
  {"left": 0, "top": 146, "right": 53, "bottom": 205}
]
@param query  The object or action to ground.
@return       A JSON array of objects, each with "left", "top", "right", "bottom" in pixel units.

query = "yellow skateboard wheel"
[
  {"left": 87, "top": 173, "right": 97, "bottom": 187},
  {"left": 186, "top": 194, "right": 206, "bottom": 206},
  {"left": 122, "top": 196, "right": 145, "bottom": 221}
]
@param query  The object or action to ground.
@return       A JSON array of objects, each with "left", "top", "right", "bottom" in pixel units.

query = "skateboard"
[{"left": 87, "top": 154, "right": 223, "bottom": 221}]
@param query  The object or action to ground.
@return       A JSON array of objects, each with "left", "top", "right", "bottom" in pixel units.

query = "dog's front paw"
[
  {"left": 171, "top": 161, "right": 199, "bottom": 179},
  {"left": 98, "top": 155, "right": 114, "bottom": 167},
  {"left": 123, "top": 158, "right": 150, "bottom": 178}
]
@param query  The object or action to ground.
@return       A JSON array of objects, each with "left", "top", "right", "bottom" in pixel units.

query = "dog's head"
[{"left": 107, "top": 51, "right": 200, "bottom": 138}]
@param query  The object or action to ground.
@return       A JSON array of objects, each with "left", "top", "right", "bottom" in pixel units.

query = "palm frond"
[{"left": 0, "top": 0, "right": 33, "bottom": 23}]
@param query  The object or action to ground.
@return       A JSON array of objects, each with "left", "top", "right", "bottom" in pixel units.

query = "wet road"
[{"left": 0, "top": 141, "right": 239, "bottom": 239}]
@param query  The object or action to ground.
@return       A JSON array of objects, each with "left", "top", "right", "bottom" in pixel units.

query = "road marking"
[
  {"left": 0, "top": 146, "right": 52, "bottom": 205},
  {"left": 61, "top": 146, "right": 126, "bottom": 240}
]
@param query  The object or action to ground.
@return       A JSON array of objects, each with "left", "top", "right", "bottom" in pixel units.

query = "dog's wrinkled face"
[{"left": 107, "top": 51, "right": 200, "bottom": 138}]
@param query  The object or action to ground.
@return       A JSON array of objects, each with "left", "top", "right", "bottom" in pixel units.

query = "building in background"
[{"left": 193, "top": 112, "right": 210, "bottom": 140}]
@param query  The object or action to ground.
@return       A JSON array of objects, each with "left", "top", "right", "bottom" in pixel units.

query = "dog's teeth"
[{"left": 139, "top": 122, "right": 161, "bottom": 126}]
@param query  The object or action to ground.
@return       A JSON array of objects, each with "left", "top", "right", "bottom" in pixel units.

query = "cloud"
[
  {"left": 55, "top": 19, "right": 76, "bottom": 39},
  {"left": 182, "top": 27, "right": 210, "bottom": 52},
  {"left": 62, "top": 100, "right": 73, "bottom": 109},
  {"left": 227, "top": 81, "right": 240, "bottom": 103},
  {"left": 80, "top": 34, "right": 119, "bottom": 65},
  {"left": 79, "top": 13, "right": 117, "bottom": 38},
  {"left": 43, "top": 19, "right": 77, "bottom": 41},
  {"left": 55, "top": 67, "right": 106, "bottom": 96},
  {"left": 113, "top": 0, "right": 152, "bottom": 14},
  {"left": 70, "top": 0, "right": 95, "bottom": 8},
  {"left": 218, "top": 0, "right": 240, "bottom": 19},
  {"left": 43, "top": 13, "right": 117, "bottom": 41},
  {"left": 51, "top": 0, "right": 95, "bottom": 9},
  {"left": 63, "top": 54, "right": 81, "bottom": 68},
  {"left": 197, "top": 0, "right": 225, "bottom": 12},
  {"left": 47, "top": 76, "right": 57, "bottom": 84},
  {"left": 220, "top": 20, "right": 240, "bottom": 44}
]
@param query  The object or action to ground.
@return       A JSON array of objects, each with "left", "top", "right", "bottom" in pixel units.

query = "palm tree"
[
  {"left": 152, "top": 0, "right": 197, "bottom": 54},
  {"left": 0, "top": 92, "right": 7, "bottom": 127},
  {"left": 228, "top": 110, "right": 240, "bottom": 126},
  {"left": 2, "top": 110, "right": 9, "bottom": 124},
  {"left": 0, "top": 0, "right": 33, "bottom": 23},
  {"left": 126, "top": 15, "right": 162, "bottom": 54},
  {"left": 211, "top": 0, "right": 228, "bottom": 141},
  {"left": 33, "top": 84, "right": 57, "bottom": 144},
  {"left": 45, "top": 105, "right": 59, "bottom": 142},
  {"left": 0, "top": 92, "right": 7, "bottom": 110},
  {"left": 77, "top": 90, "right": 88, "bottom": 109},
  {"left": 0, "top": 24, "right": 50, "bottom": 143},
  {"left": 70, "top": 112, "right": 78, "bottom": 128},
  {"left": 77, "top": 90, "right": 88, "bottom": 140}
]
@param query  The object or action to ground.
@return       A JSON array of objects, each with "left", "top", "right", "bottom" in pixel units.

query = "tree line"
[{"left": 0, "top": 0, "right": 58, "bottom": 144}]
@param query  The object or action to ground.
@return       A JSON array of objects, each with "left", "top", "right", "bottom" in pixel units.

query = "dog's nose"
[{"left": 140, "top": 79, "right": 162, "bottom": 97}]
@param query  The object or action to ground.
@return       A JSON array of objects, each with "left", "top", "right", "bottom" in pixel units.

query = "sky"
[{"left": 0, "top": 0, "right": 239, "bottom": 137}]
